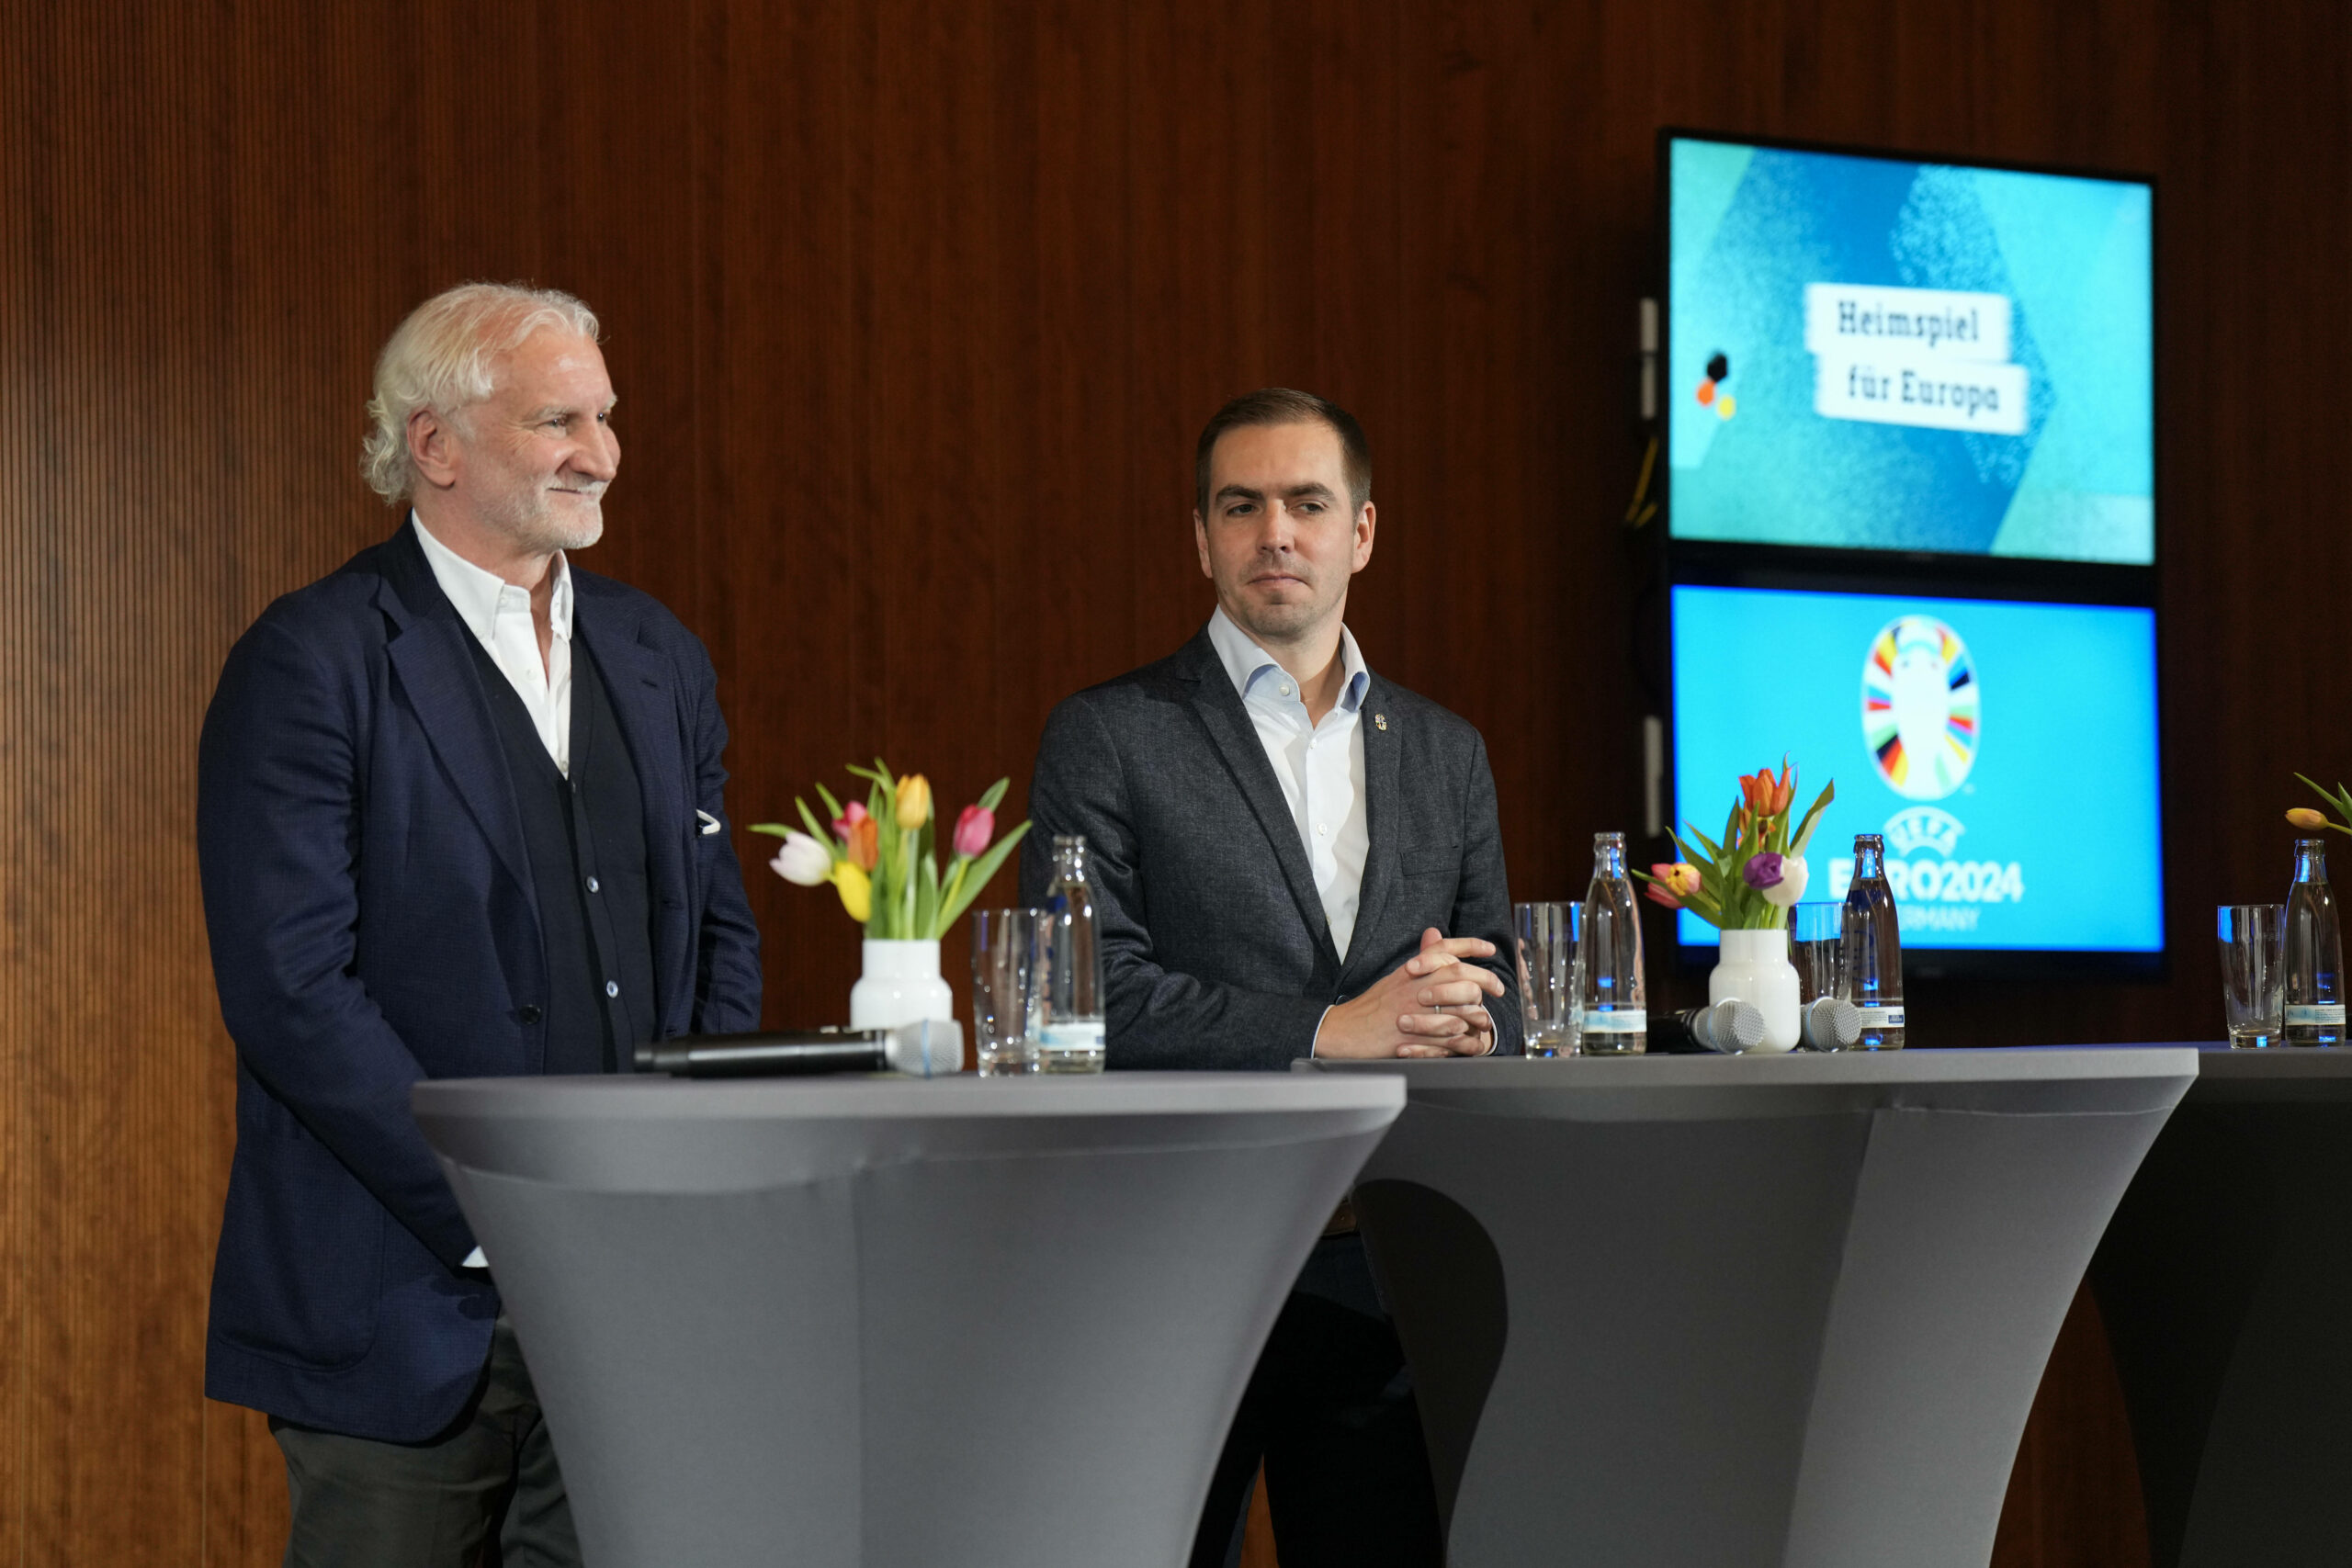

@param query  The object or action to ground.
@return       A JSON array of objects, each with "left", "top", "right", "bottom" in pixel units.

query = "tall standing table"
[
  {"left": 2086, "top": 1043, "right": 2352, "bottom": 1567},
  {"left": 1305, "top": 1048, "right": 2196, "bottom": 1568},
  {"left": 412, "top": 1073, "right": 1404, "bottom": 1568}
]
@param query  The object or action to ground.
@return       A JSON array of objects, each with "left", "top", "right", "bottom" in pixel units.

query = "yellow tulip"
[
  {"left": 831, "top": 861, "right": 872, "bottom": 923},
  {"left": 2288, "top": 807, "right": 2330, "bottom": 830},
  {"left": 896, "top": 773, "right": 933, "bottom": 830}
]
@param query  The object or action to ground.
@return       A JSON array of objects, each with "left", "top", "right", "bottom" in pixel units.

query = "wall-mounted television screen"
[
  {"left": 1664, "top": 132, "right": 2154, "bottom": 565},
  {"left": 1668, "top": 582, "right": 2163, "bottom": 970}
]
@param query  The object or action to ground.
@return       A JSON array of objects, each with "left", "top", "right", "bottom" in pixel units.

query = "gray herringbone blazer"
[{"left": 1020, "top": 626, "right": 1521, "bottom": 1070}]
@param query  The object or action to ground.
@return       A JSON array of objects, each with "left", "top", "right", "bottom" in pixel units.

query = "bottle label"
[
  {"left": 1038, "top": 1021, "right": 1106, "bottom": 1050},
  {"left": 1581, "top": 1009, "right": 1647, "bottom": 1033},
  {"left": 2285, "top": 1004, "right": 2346, "bottom": 1027},
  {"left": 1856, "top": 1007, "right": 1906, "bottom": 1029}
]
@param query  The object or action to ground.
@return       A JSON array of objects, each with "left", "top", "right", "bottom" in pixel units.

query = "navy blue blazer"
[{"left": 197, "top": 522, "right": 762, "bottom": 1442}]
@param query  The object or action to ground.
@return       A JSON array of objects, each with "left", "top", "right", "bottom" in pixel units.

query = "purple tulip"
[{"left": 1742, "top": 852, "right": 1784, "bottom": 890}]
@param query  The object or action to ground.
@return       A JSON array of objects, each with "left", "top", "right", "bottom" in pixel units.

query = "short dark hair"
[{"left": 1193, "top": 388, "right": 1373, "bottom": 517}]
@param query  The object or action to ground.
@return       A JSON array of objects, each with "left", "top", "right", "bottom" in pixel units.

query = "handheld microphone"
[
  {"left": 637, "top": 1021, "right": 966, "bottom": 1078},
  {"left": 1676, "top": 999, "right": 1765, "bottom": 1054},
  {"left": 1798, "top": 997, "right": 1861, "bottom": 1051}
]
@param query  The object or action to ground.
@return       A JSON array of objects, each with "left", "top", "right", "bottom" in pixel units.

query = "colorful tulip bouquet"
[
  {"left": 1634, "top": 760, "right": 1836, "bottom": 930},
  {"left": 752, "top": 761, "right": 1030, "bottom": 939}
]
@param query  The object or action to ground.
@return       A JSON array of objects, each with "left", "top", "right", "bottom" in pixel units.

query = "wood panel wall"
[{"left": 5, "top": 2, "right": 2346, "bottom": 1562}]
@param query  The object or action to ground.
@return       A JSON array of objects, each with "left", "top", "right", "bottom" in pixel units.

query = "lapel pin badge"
[{"left": 1374, "top": 713, "right": 1387, "bottom": 731}]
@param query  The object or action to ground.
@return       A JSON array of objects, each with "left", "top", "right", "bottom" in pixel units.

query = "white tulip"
[
  {"left": 1760, "top": 855, "right": 1809, "bottom": 908},
  {"left": 769, "top": 830, "right": 835, "bottom": 887}
]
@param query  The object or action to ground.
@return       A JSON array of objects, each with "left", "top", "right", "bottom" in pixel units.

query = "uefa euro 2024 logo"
[
  {"left": 1862, "top": 615, "right": 1978, "bottom": 801},
  {"left": 1847, "top": 615, "right": 2022, "bottom": 924}
]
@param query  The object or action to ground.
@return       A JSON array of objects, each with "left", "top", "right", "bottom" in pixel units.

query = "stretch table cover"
[
  {"left": 412, "top": 1073, "right": 1403, "bottom": 1568},
  {"left": 2087, "top": 1044, "right": 2352, "bottom": 1568},
  {"left": 1306, "top": 1048, "right": 2195, "bottom": 1568}
]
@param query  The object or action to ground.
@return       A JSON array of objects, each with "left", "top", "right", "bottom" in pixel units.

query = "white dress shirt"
[
  {"left": 1205, "top": 610, "right": 1493, "bottom": 1058},
  {"left": 412, "top": 513, "right": 573, "bottom": 775},
  {"left": 1205, "top": 608, "right": 1372, "bottom": 960}
]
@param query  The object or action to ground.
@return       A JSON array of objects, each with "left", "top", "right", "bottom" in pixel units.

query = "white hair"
[{"left": 359, "top": 282, "right": 601, "bottom": 503}]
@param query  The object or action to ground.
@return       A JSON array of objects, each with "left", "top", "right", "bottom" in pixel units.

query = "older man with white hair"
[{"left": 197, "top": 283, "right": 762, "bottom": 1566}]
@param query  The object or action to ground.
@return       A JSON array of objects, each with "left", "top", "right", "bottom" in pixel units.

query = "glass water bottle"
[
  {"left": 1577, "top": 832, "right": 1646, "bottom": 1055},
  {"left": 2284, "top": 837, "right": 2344, "bottom": 1047},
  {"left": 1841, "top": 834, "right": 1905, "bottom": 1050},
  {"left": 1037, "top": 834, "right": 1108, "bottom": 1072}
]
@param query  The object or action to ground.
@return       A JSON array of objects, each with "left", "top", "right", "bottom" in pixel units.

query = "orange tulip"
[
  {"left": 2288, "top": 807, "right": 2330, "bottom": 830},
  {"left": 845, "top": 815, "right": 879, "bottom": 871},
  {"left": 1741, "top": 761, "right": 1796, "bottom": 818}
]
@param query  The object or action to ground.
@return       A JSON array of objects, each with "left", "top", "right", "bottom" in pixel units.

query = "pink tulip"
[
  {"left": 831, "top": 800, "right": 869, "bottom": 841},
  {"left": 952, "top": 804, "right": 993, "bottom": 858}
]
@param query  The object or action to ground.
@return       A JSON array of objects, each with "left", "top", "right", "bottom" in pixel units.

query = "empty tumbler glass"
[
  {"left": 969, "top": 908, "right": 1044, "bottom": 1075},
  {"left": 2218, "top": 903, "right": 2287, "bottom": 1050},
  {"left": 1514, "top": 901, "right": 1581, "bottom": 1058},
  {"left": 1789, "top": 901, "right": 1844, "bottom": 1003}
]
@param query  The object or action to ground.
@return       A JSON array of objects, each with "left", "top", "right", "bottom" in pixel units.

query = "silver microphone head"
[
  {"left": 881, "top": 1019, "right": 966, "bottom": 1077},
  {"left": 1705, "top": 998, "right": 1767, "bottom": 1053},
  {"left": 1799, "top": 997, "right": 1861, "bottom": 1051}
]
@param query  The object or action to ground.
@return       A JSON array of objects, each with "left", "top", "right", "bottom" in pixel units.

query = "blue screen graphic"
[
  {"left": 1670, "top": 584, "right": 2162, "bottom": 952},
  {"left": 1668, "top": 137, "right": 2154, "bottom": 564}
]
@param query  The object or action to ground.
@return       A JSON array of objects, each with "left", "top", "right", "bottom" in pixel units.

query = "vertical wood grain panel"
[{"left": 6, "top": 2, "right": 2351, "bottom": 1563}]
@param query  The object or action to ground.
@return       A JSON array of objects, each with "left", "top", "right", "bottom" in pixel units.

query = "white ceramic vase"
[
  {"left": 1709, "top": 928, "right": 1802, "bottom": 1053},
  {"left": 849, "top": 939, "right": 956, "bottom": 1031}
]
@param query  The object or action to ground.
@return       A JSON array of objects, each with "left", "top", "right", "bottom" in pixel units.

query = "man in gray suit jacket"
[{"left": 1021, "top": 389, "right": 1520, "bottom": 1568}]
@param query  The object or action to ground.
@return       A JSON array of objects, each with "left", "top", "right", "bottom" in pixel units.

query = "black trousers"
[
  {"left": 270, "top": 1316, "right": 579, "bottom": 1568},
  {"left": 1191, "top": 1234, "right": 1446, "bottom": 1568}
]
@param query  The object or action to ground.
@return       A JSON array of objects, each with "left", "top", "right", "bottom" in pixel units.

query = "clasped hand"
[{"left": 1314, "top": 927, "right": 1504, "bottom": 1059}]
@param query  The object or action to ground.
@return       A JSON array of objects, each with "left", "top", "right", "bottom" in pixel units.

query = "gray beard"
[{"left": 491, "top": 491, "right": 604, "bottom": 555}]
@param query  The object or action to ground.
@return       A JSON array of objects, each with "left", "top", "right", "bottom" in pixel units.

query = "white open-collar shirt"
[
  {"left": 412, "top": 513, "right": 574, "bottom": 775},
  {"left": 1204, "top": 608, "right": 1494, "bottom": 1058},
  {"left": 1205, "top": 606, "right": 1372, "bottom": 961}
]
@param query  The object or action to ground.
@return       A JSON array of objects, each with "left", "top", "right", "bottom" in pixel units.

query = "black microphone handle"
[{"left": 637, "top": 1032, "right": 893, "bottom": 1077}]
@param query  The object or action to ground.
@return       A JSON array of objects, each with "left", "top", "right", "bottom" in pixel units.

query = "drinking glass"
[
  {"left": 1789, "top": 901, "right": 1844, "bottom": 1004},
  {"left": 2218, "top": 903, "right": 2287, "bottom": 1049},
  {"left": 969, "top": 908, "right": 1044, "bottom": 1076},
  {"left": 1515, "top": 901, "right": 1581, "bottom": 1058}
]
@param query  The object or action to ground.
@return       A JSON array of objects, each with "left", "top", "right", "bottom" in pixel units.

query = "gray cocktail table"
[
  {"left": 2086, "top": 1043, "right": 2352, "bottom": 1568},
  {"left": 1304, "top": 1048, "right": 2196, "bottom": 1568},
  {"left": 412, "top": 1073, "right": 1404, "bottom": 1568}
]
